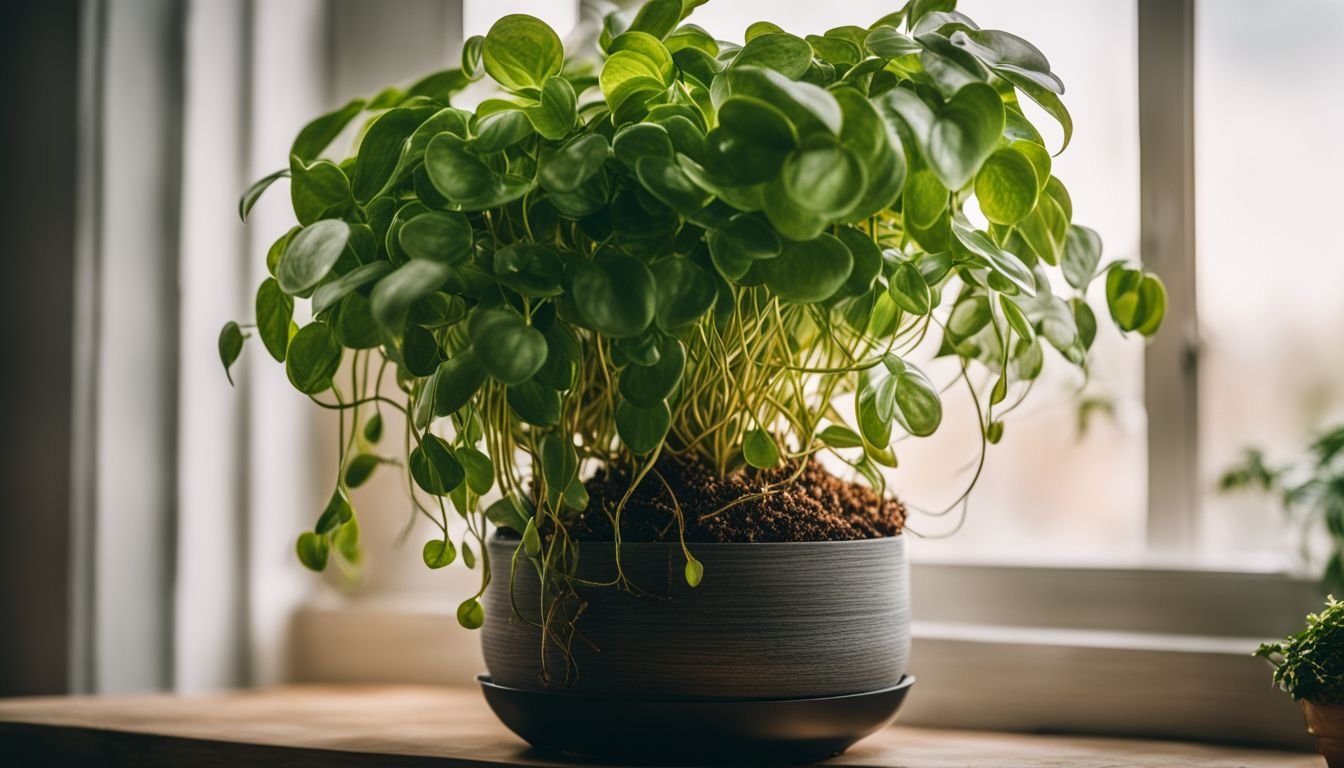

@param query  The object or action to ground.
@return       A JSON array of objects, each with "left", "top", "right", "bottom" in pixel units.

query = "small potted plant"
[
  {"left": 1257, "top": 598, "right": 1344, "bottom": 767},
  {"left": 220, "top": 0, "right": 1164, "bottom": 761}
]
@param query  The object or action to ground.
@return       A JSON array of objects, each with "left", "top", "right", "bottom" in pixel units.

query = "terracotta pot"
[{"left": 1303, "top": 700, "right": 1344, "bottom": 767}]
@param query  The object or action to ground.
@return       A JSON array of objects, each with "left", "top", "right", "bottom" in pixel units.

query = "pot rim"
[{"left": 489, "top": 533, "right": 905, "bottom": 549}]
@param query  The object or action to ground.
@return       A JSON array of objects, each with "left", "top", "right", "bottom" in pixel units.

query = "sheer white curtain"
[{"left": 74, "top": 0, "right": 377, "bottom": 694}]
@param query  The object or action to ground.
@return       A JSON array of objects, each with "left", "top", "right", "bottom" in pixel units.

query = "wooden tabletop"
[{"left": 0, "top": 685, "right": 1323, "bottom": 767}]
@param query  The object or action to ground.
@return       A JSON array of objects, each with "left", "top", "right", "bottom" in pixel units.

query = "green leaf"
[
  {"left": 927, "top": 82, "right": 1005, "bottom": 190},
  {"left": 526, "top": 76, "right": 578, "bottom": 140},
  {"left": 684, "top": 557, "right": 704, "bottom": 588},
  {"left": 743, "top": 428, "right": 780, "bottom": 469},
  {"left": 422, "top": 538, "right": 456, "bottom": 569},
  {"left": 614, "top": 123, "right": 674, "bottom": 169},
  {"left": 482, "top": 14, "right": 563, "bottom": 93},
  {"left": 539, "top": 134, "right": 609, "bottom": 193},
  {"left": 628, "top": 0, "right": 682, "bottom": 39},
  {"left": 277, "top": 220, "right": 350, "bottom": 295},
  {"left": 884, "top": 356, "right": 943, "bottom": 437},
  {"left": 311, "top": 261, "right": 392, "bottom": 315},
  {"left": 363, "top": 413, "right": 383, "bottom": 443},
  {"left": 468, "top": 307, "right": 547, "bottom": 385},
  {"left": 616, "top": 400, "right": 671, "bottom": 454},
  {"left": 778, "top": 144, "right": 865, "bottom": 218},
  {"left": 1135, "top": 274, "right": 1166, "bottom": 337},
  {"left": 635, "top": 155, "right": 711, "bottom": 215},
  {"left": 507, "top": 380, "right": 562, "bottom": 426},
  {"left": 457, "top": 446, "right": 494, "bottom": 495},
  {"left": 473, "top": 109, "right": 535, "bottom": 153},
  {"left": 371, "top": 259, "right": 452, "bottom": 332},
  {"left": 1062, "top": 225, "right": 1102, "bottom": 290},
  {"left": 289, "top": 159, "right": 352, "bottom": 226},
  {"left": 494, "top": 243, "right": 564, "bottom": 297},
  {"left": 399, "top": 211, "right": 473, "bottom": 263},
  {"left": 1001, "top": 295, "right": 1035, "bottom": 343},
  {"left": 352, "top": 108, "right": 427, "bottom": 202},
  {"left": 570, "top": 251, "right": 656, "bottom": 338},
  {"left": 218, "top": 321, "right": 245, "bottom": 385},
  {"left": 652, "top": 257, "right": 717, "bottom": 329},
  {"left": 457, "top": 598, "right": 485, "bottom": 629},
  {"left": 1105, "top": 266, "right": 1144, "bottom": 331},
  {"left": 757, "top": 234, "right": 852, "bottom": 304},
  {"left": 999, "top": 69, "right": 1072, "bottom": 153},
  {"left": 620, "top": 337, "right": 685, "bottom": 408},
  {"left": 522, "top": 518, "right": 542, "bottom": 556},
  {"left": 254, "top": 279, "right": 292, "bottom": 363},
  {"left": 424, "top": 133, "right": 532, "bottom": 210},
  {"left": 462, "top": 34, "right": 485, "bottom": 79},
  {"left": 344, "top": 454, "right": 381, "bottom": 488},
  {"left": 285, "top": 323, "right": 342, "bottom": 394},
  {"left": 410, "top": 434, "right": 465, "bottom": 495},
  {"left": 296, "top": 532, "right": 329, "bottom": 572},
  {"left": 485, "top": 496, "right": 530, "bottom": 534},
  {"left": 951, "top": 29, "right": 1063, "bottom": 94},
  {"left": 952, "top": 218, "right": 1035, "bottom": 296},
  {"left": 865, "top": 27, "right": 921, "bottom": 58},
  {"left": 314, "top": 486, "right": 354, "bottom": 534},
  {"left": 834, "top": 226, "right": 882, "bottom": 298},
  {"left": 291, "top": 98, "right": 365, "bottom": 163},
  {"left": 889, "top": 261, "right": 932, "bottom": 315},
  {"left": 540, "top": 434, "right": 581, "bottom": 509},
  {"left": 430, "top": 352, "right": 488, "bottom": 419},
  {"left": 239, "top": 168, "right": 288, "bottom": 222},
  {"left": 707, "top": 213, "right": 781, "bottom": 281},
  {"left": 1071, "top": 298, "right": 1097, "bottom": 350},
  {"left": 819, "top": 424, "right": 864, "bottom": 449},
  {"left": 975, "top": 147, "right": 1039, "bottom": 225},
  {"left": 718, "top": 66, "right": 842, "bottom": 138},
  {"left": 732, "top": 32, "right": 813, "bottom": 80}
]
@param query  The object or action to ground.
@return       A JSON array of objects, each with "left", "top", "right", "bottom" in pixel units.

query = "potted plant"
[
  {"left": 219, "top": 0, "right": 1164, "bottom": 761},
  {"left": 1221, "top": 425, "right": 1344, "bottom": 590},
  {"left": 1257, "top": 597, "right": 1344, "bottom": 767}
]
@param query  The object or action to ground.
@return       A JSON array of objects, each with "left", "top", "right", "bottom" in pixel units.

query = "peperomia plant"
[{"left": 220, "top": 0, "right": 1164, "bottom": 644}]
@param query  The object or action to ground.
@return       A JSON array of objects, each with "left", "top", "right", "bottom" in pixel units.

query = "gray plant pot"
[{"left": 482, "top": 535, "right": 911, "bottom": 699}]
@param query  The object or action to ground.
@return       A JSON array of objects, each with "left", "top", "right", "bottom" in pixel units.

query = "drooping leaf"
[
  {"left": 743, "top": 428, "right": 780, "bottom": 469},
  {"left": 468, "top": 307, "right": 548, "bottom": 385},
  {"left": 285, "top": 323, "right": 341, "bottom": 395},
  {"left": 756, "top": 234, "right": 853, "bottom": 303},
  {"left": 218, "top": 321, "right": 245, "bottom": 385}
]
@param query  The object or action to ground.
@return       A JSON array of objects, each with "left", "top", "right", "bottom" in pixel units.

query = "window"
[
  {"left": 1195, "top": 0, "right": 1344, "bottom": 566},
  {"left": 291, "top": 0, "right": 1325, "bottom": 745}
]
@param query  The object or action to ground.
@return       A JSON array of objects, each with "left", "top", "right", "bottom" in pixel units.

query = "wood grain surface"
[
  {"left": 0, "top": 685, "right": 1323, "bottom": 767},
  {"left": 483, "top": 537, "right": 911, "bottom": 698}
]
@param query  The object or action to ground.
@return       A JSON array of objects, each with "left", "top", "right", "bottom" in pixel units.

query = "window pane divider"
[{"left": 1138, "top": 0, "right": 1201, "bottom": 555}]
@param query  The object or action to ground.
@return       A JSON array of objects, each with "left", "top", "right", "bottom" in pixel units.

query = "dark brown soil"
[{"left": 567, "top": 454, "right": 905, "bottom": 543}]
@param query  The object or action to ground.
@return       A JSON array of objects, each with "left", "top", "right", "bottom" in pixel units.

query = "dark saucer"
[{"left": 477, "top": 673, "right": 914, "bottom": 765}]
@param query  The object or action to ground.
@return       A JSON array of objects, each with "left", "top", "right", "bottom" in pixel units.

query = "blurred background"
[{"left": 2, "top": 0, "right": 1341, "bottom": 748}]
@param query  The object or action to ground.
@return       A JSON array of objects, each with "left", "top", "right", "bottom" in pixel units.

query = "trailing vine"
[{"left": 219, "top": 0, "right": 1165, "bottom": 681}]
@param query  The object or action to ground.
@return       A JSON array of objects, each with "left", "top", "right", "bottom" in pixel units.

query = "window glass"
[{"left": 1195, "top": 0, "right": 1344, "bottom": 566}]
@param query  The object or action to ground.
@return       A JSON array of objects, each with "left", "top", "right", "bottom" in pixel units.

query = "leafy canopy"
[{"left": 222, "top": 0, "right": 1165, "bottom": 639}]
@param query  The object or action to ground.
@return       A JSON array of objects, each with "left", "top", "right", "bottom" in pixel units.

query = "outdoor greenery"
[
  {"left": 219, "top": 0, "right": 1165, "bottom": 653},
  {"left": 1256, "top": 596, "right": 1344, "bottom": 705},
  {"left": 1222, "top": 425, "right": 1344, "bottom": 592}
]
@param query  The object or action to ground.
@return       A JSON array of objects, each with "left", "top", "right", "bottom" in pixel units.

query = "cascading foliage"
[{"left": 220, "top": 0, "right": 1165, "bottom": 639}]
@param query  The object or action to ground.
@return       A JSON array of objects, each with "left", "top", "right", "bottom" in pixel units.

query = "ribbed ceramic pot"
[{"left": 481, "top": 535, "right": 910, "bottom": 699}]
